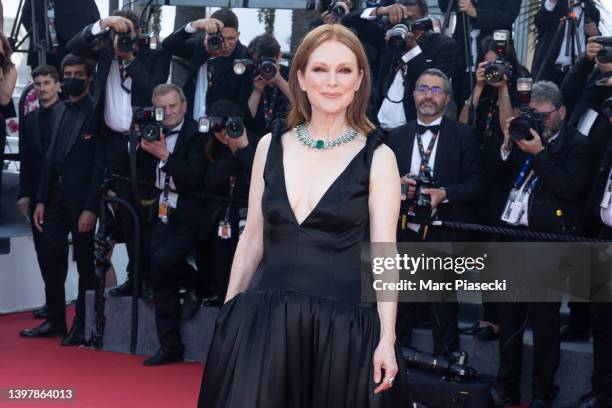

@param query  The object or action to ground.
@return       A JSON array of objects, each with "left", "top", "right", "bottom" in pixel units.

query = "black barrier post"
[{"left": 91, "top": 190, "right": 141, "bottom": 354}]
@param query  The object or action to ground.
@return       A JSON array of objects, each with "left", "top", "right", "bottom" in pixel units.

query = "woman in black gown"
[{"left": 198, "top": 24, "right": 411, "bottom": 407}]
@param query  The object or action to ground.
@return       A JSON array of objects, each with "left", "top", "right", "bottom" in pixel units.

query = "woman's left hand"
[{"left": 372, "top": 340, "right": 398, "bottom": 394}]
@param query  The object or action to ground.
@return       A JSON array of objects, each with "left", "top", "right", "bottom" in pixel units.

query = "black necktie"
[{"left": 416, "top": 124, "right": 440, "bottom": 136}]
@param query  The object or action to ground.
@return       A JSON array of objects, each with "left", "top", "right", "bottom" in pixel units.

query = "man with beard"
[
  {"left": 386, "top": 68, "right": 484, "bottom": 356},
  {"left": 495, "top": 81, "right": 592, "bottom": 407}
]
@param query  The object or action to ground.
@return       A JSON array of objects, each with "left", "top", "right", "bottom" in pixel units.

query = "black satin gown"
[{"left": 198, "top": 128, "right": 412, "bottom": 407}]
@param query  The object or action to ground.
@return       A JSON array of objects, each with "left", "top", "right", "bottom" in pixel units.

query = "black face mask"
[{"left": 62, "top": 77, "right": 87, "bottom": 97}]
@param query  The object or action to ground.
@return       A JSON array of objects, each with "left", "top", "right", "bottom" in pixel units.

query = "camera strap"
[
  {"left": 513, "top": 156, "right": 533, "bottom": 189},
  {"left": 218, "top": 176, "right": 236, "bottom": 240},
  {"left": 118, "top": 60, "right": 132, "bottom": 94},
  {"left": 416, "top": 132, "right": 438, "bottom": 176}
]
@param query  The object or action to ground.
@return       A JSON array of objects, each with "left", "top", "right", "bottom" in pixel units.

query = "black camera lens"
[
  {"left": 226, "top": 117, "right": 244, "bottom": 138},
  {"left": 208, "top": 33, "right": 224, "bottom": 53},
  {"left": 117, "top": 32, "right": 134, "bottom": 53},
  {"left": 597, "top": 47, "right": 612, "bottom": 64},
  {"left": 387, "top": 24, "right": 410, "bottom": 53},
  {"left": 329, "top": 1, "right": 348, "bottom": 18},
  {"left": 142, "top": 124, "right": 161, "bottom": 142},
  {"left": 259, "top": 60, "right": 277, "bottom": 80},
  {"left": 509, "top": 107, "right": 545, "bottom": 142}
]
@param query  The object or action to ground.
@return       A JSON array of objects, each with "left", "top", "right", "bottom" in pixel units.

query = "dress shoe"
[
  {"left": 181, "top": 289, "right": 202, "bottom": 320},
  {"left": 108, "top": 279, "right": 134, "bottom": 297},
  {"left": 568, "top": 391, "right": 611, "bottom": 408},
  {"left": 202, "top": 294, "right": 222, "bottom": 307},
  {"left": 560, "top": 323, "right": 589, "bottom": 342},
  {"left": 460, "top": 322, "right": 483, "bottom": 335},
  {"left": 20, "top": 321, "right": 67, "bottom": 338},
  {"left": 32, "top": 304, "right": 49, "bottom": 319},
  {"left": 476, "top": 325, "right": 499, "bottom": 342},
  {"left": 143, "top": 348, "right": 183, "bottom": 366},
  {"left": 61, "top": 324, "right": 86, "bottom": 346},
  {"left": 530, "top": 397, "right": 553, "bottom": 408}
]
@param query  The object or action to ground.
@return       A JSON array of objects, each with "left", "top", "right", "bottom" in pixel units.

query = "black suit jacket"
[
  {"left": 37, "top": 96, "right": 105, "bottom": 214},
  {"left": 19, "top": 108, "right": 49, "bottom": 201},
  {"left": 387, "top": 118, "right": 485, "bottom": 240},
  {"left": 494, "top": 125, "right": 592, "bottom": 233},
  {"left": 437, "top": 0, "right": 520, "bottom": 65},
  {"left": 162, "top": 26, "right": 251, "bottom": 119},
  {"left": 377, "top": 31, "right": 461, "bottom": 124},
  {"left": 23, "top": 0, "right": 100, "bottom": 67},
  {"left": 532, "top": 0, "right": 600, "bottom": 81},
  {"left": 66, "top": 24, "right": 171, "bottom": 119},
  {"left": 159, "top": 119, "right": 207, "bottom": 229}
]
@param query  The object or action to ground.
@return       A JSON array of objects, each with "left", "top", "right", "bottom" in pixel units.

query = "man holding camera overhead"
[
  {"left": 67, "top": 10, "right": 171, "bottom": 300},
  {"left": 138, "top": 84, "right": 206, "bottom": 366},
  {"left": 162, "top": 9, "right": 251, "bottom": 122},
  {"left": 495, "top": 81, "right": 592, "bottom": 407},
  {"left": 356, "top": 0, "right": 460, "bottom": 131}
]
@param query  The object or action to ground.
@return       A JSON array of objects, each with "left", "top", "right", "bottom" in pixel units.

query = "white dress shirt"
[
  {"left": 91, "top": 21, "right": 134, "bottom": 133},
  {"left": 185, "top": 22, "right": 209, "bottom": 121},
  {"left": 577, "top": 109, "right": 599, "bottom": 137},
  {"left": 157, "top": 121, "right": 183, "bottom": 210},
  {"left": 377, "top": 47, "right": 423, "bottom": 131}
]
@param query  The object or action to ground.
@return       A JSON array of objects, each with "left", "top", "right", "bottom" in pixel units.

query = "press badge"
[
  {"left": 601, "top": 174, "right": 612, "bottom": 209},
  {"left": 218, "top": 220, "right": 232, "bottom": 239},
  {"left": 159, "top": 200, "right": 168, "bottom": 223}
]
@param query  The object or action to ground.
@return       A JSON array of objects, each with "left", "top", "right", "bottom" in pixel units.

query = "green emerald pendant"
[{"left": 315, "top": 140, "right": 325, "bottom": 150}]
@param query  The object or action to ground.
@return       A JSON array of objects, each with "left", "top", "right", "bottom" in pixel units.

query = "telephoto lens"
[
  {"left": 595, "top": 37, "right": 612, "bottom": 64},
  {"left": 328, "top": 1, "right": 348, "bottom": 19},
  {"left": 258, "top": 58, "right": 278, "bottom": 80},
  {"left": 117, "top": 32, "right": 134, "bottom": 53},
  {"left": 207, "top": 33, "right": 224, "bottom": 53},
  {"left": 226, "top": 117, "right": 245, "bottom": 138}
]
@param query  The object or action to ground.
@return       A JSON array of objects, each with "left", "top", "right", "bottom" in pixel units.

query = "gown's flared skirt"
[{"left": 198, "top": 290, "right": 412, "bottom": 408}]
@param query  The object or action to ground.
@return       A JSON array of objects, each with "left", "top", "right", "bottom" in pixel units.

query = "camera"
[
  {"left": 207, "top": 33, "right": 224, "bottom": 53},
  {"left": 594, "top": 37, "right": 612, "bottom": 64},
  {"left": 602, "top": 97, "right": 612, "bottom": 118},
  {"left": 115, "top": 31, "right": 153, "bottom": 53},
  {"left": 133, "top": 107, "right": 165, "bottom": 142},
  {"left": 508, "top": 106, "right": 546, "bottom": 142},
  {"left": 401, "top": 168, "right": 439, "bottom": 222},
  {"left": 385, "top": 17, "right": 437, "bottom": 53},
  {"left": 404, "top": 347, "right": 478, "bottom": 382},
  {"left": 233, "top": 57, "right": 278, "bottom": 80},
  {"left": 483, "top": 30, "right": 513, "bottom": 84},
  {"left": 198, "top": 116, "right": 245, "bottom": 138},
  {"left": 328, "top": 0, "right": 349, "bottom": 19}
]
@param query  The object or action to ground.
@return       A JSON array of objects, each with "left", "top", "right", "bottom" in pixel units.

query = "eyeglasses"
[
  {"left": 416, "top": 85, "right": 445, "bottom": 95},
  {"left": 538, "top": 108, "right": 559, "bottom": 120}
]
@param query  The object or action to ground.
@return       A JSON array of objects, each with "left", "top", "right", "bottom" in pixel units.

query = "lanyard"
[
  {"left": 416, "top": 131, "right": 438, "bottom": 176},
  {"left": 223, "top": 176, "right": 236, "bottom": 223},
  {"left": 513, "top": 156, "right": 533, "bottom": 189}
]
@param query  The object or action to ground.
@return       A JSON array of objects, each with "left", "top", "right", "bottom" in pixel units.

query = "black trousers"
[
  {"left": 567, "top": 301, "right": 590, "bottom": 332},
  {"left": 38, "top": 181, "right": 95, "bottom": 327},
  {"left": 29, "top": 207, "right": 45, "bottom": 295},
  {"left": 590, "top": 302, "right": 612, "bottom": 401},
  {"left": 497, "top": 302, "right": 561, "bottom": 403},
  {"left": 106, "top": 130, "right": 153, "bottom": 285},
  {"left": 151, "top": 218, "right": 198, "bottom": 352},
  {"left": 194, "top": 225, "right": 238, "bottom": 301},
  {"left": 396, "top": 302, "right": 459, "bottom": 357}
]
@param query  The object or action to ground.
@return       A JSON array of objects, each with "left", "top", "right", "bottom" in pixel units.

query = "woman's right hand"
[{"left": 475, "top": 61, "right": 488, "bottom": 88}]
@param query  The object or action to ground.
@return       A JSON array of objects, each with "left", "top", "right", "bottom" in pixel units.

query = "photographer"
[
  {"left": 243, "top": 34, "right": 291, "bottom": 142},
  {"left": 495, "top": 81, "right": 592, "bottom": 407},
  {"left": 67, "top": 10, "right": 171, "bottom": 300},
  {"left": 387, "top": 69, "right": 484, "bottom": 356},
  {"left": 438, "top": 0, "right": 521, "bottom": 103},
  {"left": 532, "top": 0, "right": 600, "bottom": 86},
  {"left": 18, "top": 65, "right": 61, "bottom": 321},
  {"left": 162, "top": 9, "right": 251, "bottom": 122},
  {"left": 359, "top": 0, "right": 460, "bottom": 130},
  {"left": 21, "top": 55, "right": 103, "bottom": 346},
  {"left": 0, "top": 32, "right": 16, "bottom": 184},
  {"left": 139, "top": 84, "right": 206, "bottom": 366},
  {"left": 195, "top": 100, "right": 254, "bottom": 307}
]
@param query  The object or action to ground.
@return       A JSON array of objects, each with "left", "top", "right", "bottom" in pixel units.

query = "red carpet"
[{"left": 0, "top": 307, "right": 203, "bottom": 407}]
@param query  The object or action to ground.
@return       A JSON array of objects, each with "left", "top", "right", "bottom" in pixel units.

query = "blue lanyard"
[{"left": 513, "top": 156, "right": 533, "bottom": 189}]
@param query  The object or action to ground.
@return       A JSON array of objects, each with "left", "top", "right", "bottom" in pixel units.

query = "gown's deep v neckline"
[{"left": 279, "top": 136, "right": 366, "bottom": 227}]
